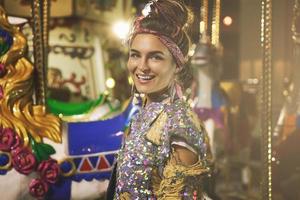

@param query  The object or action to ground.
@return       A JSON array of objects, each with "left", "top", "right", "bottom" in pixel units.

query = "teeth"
[{"left": 137, "top": 74, "right": 153, "bottom": 80}]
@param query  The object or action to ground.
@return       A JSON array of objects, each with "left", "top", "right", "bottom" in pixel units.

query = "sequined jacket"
[{"left": 115, "top": 99, "right": 211, "bottom": 199}]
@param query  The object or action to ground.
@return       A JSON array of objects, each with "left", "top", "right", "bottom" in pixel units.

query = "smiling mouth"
[{"left": 136, "top": 74, "right": 155, "bottom": 81}]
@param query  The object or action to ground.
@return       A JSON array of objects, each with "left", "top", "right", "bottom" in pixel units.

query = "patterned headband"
[{"left": 129, "top": 16, "right": 186, "bottom": 70}]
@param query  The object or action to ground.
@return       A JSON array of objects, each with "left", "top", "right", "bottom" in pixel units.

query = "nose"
[{"left": 137, "top": 57, "right": 150, "bottom": 72}]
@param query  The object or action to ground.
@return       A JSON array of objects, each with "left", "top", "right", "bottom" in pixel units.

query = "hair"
[
  {"left": 138, "top": 0, "right": 192, "bottom": 58},
  {"left": 130, "top": 0, "right": 194, "bottom": 89}
]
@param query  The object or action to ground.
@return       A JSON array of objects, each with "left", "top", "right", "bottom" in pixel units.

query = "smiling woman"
[
  {"left": 128, "top": 33, "right": 178, "bottom": 98},
  {"left": 107, "top": 0, "right": 213, "bottom": 199}
]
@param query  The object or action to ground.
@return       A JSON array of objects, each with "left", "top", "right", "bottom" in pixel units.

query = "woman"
[{"left": 110, "top": 0, "right": 212, "bottom": 199}]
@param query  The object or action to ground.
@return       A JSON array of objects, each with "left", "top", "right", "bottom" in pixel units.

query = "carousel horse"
[
  {"left": 190, "top": 41, "right": 256, "bottom": 159},
  {"left": 0, "top": 6, "right": 139, "bottom": 200},
  {"left": 0, "top": 7, "right": 61, "bottom": 200},
  {"left": 44, "top": 99, "right": 139, "bottom": 200},
  {"left": 42, "top": 13, "right": 140, "bottom": 199},
  {"left": 190, "top": 41, "right": 257, "bottom": 199},
  {"left": 189, "top": 41, "right": 230, "bottom": 200},
  {"left": 190, "top": 42, "right": 230, "bottom": 159}
]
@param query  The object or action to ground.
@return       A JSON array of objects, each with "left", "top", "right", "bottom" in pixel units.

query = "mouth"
[{"left": 136, "top": 74, "right": 155, "bottom": 82}]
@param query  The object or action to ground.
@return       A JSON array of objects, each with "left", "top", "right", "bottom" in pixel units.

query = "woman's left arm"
[
  {"left": 156, "top": 143, "right": 210, "bottom": 199},
  {"left": 171, "top": 144, "right": 199, "bottom": 165}
]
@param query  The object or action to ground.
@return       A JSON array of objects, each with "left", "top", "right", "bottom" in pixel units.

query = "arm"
[
  {"left": 171, "top": 144, "right": 198, "bottom": 165},
  {"left": 156, "top": 144, "right": 209, "bottom": 200}
]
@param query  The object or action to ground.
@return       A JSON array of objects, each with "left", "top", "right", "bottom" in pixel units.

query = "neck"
[{"left": 145, "top": 86, "right": 172, "bottom": 106}]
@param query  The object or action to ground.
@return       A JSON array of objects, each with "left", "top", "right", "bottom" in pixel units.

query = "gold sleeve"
[{"left": 155, "top": 153, "right": 210, "bottom": 199}]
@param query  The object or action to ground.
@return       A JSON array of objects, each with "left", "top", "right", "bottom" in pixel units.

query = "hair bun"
[
  {"left": 136, "top": 0, "right": 192, "bottom": 60},
  {"left": 149, "top": 0, "right": 192, "bottom": 29}
]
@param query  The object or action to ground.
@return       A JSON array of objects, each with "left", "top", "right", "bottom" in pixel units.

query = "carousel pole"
[
  {"left": 261, "top": 0, "right": 272, "bottom": 199},
  {"left": 291, "top": 0, "right": 300, "bottom": 110},
  {"left": 211, "top": 0, "right": 221, "bottom": 47},
  {"left": 43, "top": 0, "right": 50, "bottom": 90},
  {"left": 292, "top": 0, "right": 299, "bottom": 44},
  {"left": 31, "top": 0, "right": 49, "bottom": 106},
  {"left": 200, "top": 0, "right": 209, "bottom": 41}
]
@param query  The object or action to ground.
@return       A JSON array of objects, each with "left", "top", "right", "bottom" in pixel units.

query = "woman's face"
[{"left": 128, "top": 34, "right": 178, "bottom": 95}]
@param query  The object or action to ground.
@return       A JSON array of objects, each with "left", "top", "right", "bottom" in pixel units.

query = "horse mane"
[{"left": 0, "top": 6, "right": 61, "bottom": 146}]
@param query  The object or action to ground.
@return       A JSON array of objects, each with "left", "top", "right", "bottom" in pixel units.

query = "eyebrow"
[{"left": 129, "top": 49, "right": 165, "bottom": 55}]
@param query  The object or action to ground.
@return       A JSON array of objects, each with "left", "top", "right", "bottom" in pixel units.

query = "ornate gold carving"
[
  {"left": 0, "top": 7, "right": 61, "bottom": 146},
  {"left": 59, "top": 158, "right": 76, "bottom": 177}
]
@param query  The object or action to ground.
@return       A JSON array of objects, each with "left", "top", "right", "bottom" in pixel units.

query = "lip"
[{"left": 135, "top": 73, "right": 155, "bottom": 84}]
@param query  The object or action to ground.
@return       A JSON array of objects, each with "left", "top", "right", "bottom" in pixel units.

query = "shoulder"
[
  {"left": 165, "top": 99, "right": 204, "bottom": 130},
  {"left": 165, "top": 99, "right": 208, "bottom": 156}
]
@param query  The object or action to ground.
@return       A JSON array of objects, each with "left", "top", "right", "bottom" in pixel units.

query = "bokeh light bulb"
[
  {"left": 112, "top": 21, "right": 130, "bottom": 40},
  {"left": 223, "top": 16, "right": 233, "bottom": 26},
  {"left": 106, "top": 77, "right": 116, "bottom": 89}
]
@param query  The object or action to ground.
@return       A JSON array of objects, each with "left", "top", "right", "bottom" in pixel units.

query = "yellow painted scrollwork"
[{"left": 0, "top": 7, "right": 61, "bottom": 146}]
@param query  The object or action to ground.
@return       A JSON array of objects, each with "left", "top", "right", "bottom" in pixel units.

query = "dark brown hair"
[{"left": 138, "top": 0, "right": 192, "bottom": 58}]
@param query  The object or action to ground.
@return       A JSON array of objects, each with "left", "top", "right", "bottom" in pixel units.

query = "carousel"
[{"left": 0, "top": 0, "right": 299, "bottom": 200}]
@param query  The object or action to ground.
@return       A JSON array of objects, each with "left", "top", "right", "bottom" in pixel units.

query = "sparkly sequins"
[{"left": 115, "top": 99, "right": 210, "bottom": 199}]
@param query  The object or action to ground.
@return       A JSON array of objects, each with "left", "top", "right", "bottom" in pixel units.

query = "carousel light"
[
  {"left": 112, "top": 21, "right": 130, "bottom": 40},
  {"left": 212, "top": 24, "right": 216, "bottom": 31},
  {"left": 200, "top": 21, "right": 205, "bottom": 33},
  {"left": 106, "top": 77, "right": 116, "bottom": 89},
  {"left": 271, "top": 157, "right": 276, "bottom": 162},
  {"left": 104, "top": 90, "right": 109, "bottom": 96},
  {"left": 188, "top": 43, "right": 196, "bottom": 57},
  {"left": 7, "top": 16, "right": 28, "bottom": 25},
  {"left": 252, "top": 78, "right": 259, "bottom": 84},
  {"left": 223, "top": 16, "right": 233, "bottom": 26}
]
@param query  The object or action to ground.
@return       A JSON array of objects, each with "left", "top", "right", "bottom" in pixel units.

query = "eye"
[
  {"left": 150, "top": 54, "right": 163, "bottom": 61},
  {"left": 129, "top": 52, "right": 140, "bottom": 58}
]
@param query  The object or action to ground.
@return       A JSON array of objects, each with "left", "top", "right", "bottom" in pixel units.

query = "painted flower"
[
  {"left": 0, "top": 127, "right": 22, "bottom": 151},
  {"left": 37, "top": 159, "right": 60, "bottom": 183},
  {"left": 11, "top": 147, "right": 36, "bottom": 175},
  {"left": 29, "top": 178, "right": 49, "bottom": 199}
]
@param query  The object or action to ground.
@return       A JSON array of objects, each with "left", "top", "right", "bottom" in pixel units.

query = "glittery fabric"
[{"left": 115, "top": 99, "right": 210, "bottom": 199}]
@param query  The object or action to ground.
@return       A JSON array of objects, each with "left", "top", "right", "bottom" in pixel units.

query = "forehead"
[{"left": 130, "top": 33, "right": 170, "bottom": 54}]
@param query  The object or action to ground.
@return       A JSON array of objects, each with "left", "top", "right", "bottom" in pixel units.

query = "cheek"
[
  {"left": 152, "top": 61, "right": 176, "bottom": 73},
  {"left": 158, "top": 69, "right": 176, "bottom": 85},
  {"left": 127, "top": 60, "right": 135, "bottom": 74},
  {"left": 165, "top": 72, "right": 175, "bottom": 83},
  {"left": 160, "top": 64, "right": 176, "bottom": 77}
]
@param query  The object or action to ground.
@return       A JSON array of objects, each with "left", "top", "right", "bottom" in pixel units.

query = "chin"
[
  {"left": 134, "top": 84, "right": 151, "bottom": 94},
  {"left": 135, "top": 88, "right": 150, "bottom": 94}
]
